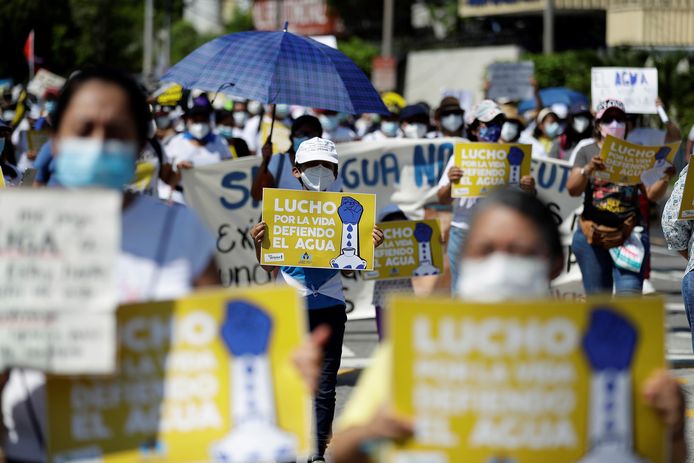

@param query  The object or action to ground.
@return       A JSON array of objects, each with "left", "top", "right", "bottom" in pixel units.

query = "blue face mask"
[
  {"left": 381, "top": 121, "right": 399, "bottom": 137},
  {"left": 292, "top": 136, "right": 309, "bottom": 153},
  {"left": 478, "top": 124, "right": 502, "bottom": 142},
  {"left": 55, "top": 138, "right": 137, "bottom": 190},
  {"left": 320, "top": 115, "right": 338, "bottom": 132},
  {"left": 217, "top": 125, "right": 234, "bottom": 139},
  {"left": 45, "top": 101, "right": 57, "bottom": 115},
  {"left": 0, "top": 138, "right": 5, "bottom": 155}
]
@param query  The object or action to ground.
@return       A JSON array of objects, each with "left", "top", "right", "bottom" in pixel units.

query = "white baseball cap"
[{"left": 295, "top": 137, "right": 339, "bottom": 165}]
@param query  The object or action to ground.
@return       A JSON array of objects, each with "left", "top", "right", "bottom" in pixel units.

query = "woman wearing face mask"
[
  {"left": 440, "top": 99, "right": 536, "bottom": 295},
  {"left": 550, "top": 104, "right": 593, "bottom": 161},
  {"left": 533, "top": 107, "right": 562, "bottom": 154},
  {"left": 251, "top": 138, "right": 385, "bottom": 463},
  {"left": 251, "top": 115, "right": 342, "bottom": 202},
  {"left": 567, "top": 99, "right": 673, "bottom": 295},
  {"left": 1, "top": 67, "right": 221, "bottom": 463},
  {"left": 399, "top": 104, "right": 430, "bottom": 139},
  {"left": 214, "top": 110, "right": 251, "bottom": 158},
  {"left": 362, "top": 110, "right": 402, "bottom": 141},
  {"left": 319, "top": 109, "right": 356, "bottom": 143},
  {"left": 330, "top": 188, "right": 687, "bottom": 463},
  {"left": 430, "top": 97, "right": 465, "bottom": 138}
]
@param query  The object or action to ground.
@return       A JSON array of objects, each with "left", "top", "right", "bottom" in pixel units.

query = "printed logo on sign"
[
  {"left": 265, "top": 253, "right": 284, "bottom": 263},
  {"left": 682, "top": 210, "right": 694, "bottom": 219},
  {"left": 299, "top": 252, "right": 312, "bottom": 264}
]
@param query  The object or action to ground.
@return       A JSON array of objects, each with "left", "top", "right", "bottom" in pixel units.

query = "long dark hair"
[
  {"left": 54, "top": 67, "right": 150, "bottom": 147},
  {"left": 470, "top": 188, "right": 564, "bottom": 264}
]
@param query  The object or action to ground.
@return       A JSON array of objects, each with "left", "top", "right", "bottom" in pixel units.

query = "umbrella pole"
[{"left": 267, "top": 103, "right": 277, "bottom": 146}]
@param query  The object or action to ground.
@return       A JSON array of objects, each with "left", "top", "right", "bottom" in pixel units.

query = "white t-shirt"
[
  {"left": 165, "top": 132, "right": 231, "bottom": 168},
  {"left": 2, "top": 195, "right": 216, "bottom": 462},
  {"left": 242, "top": 115, "right": 261, "bottom": 153},
  {"left": 439, "top": 155, "right": 479, "bottom": 230},
  {"left": 266, "top": 153, "right": 343, "bottom": 192},
  {"left": 363, "top": 130, "right": 402, "bottom": 141}
]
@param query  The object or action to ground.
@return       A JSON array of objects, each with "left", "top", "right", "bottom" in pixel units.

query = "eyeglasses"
[{"left": 601, "top": 115, "right": 626, "bottom": 124}]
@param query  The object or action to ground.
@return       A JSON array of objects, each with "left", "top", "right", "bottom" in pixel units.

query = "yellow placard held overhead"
[
  {"left": 46, "top": 287, "right": 312, "bottom": 463},
  {"left": 364, "top": 219, "right": 443, "bottom": 280},
  {"left": 679, "top": 166, "right": 694, "bottom": 219},
  {"left": 597, "top": 135, "right": 679, "bottom": 185},
  {"left": 262, "top": 188, "right": 376, "bottom": 270},
  {"left": 451, "top": 142, "right": 532, "bottom": 198},
  {"left": 387, "top": 296, "right": 667, "bottom": 463},
  {"left": 261, "top": 118, "right": 292, "bottom": 154}
]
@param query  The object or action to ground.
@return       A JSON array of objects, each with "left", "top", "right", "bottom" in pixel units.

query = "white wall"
[
  {"left": 404, "top": 45, "right": 522, "bottom": 108},
  {"left": 184, "top": 0, "right": 224, "bottom": 35}
]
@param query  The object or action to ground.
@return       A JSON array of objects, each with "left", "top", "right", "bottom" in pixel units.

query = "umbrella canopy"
[
  {"left": 517, "top": 87, "right": 589, "bottom": 114},
  {"left": 162, "top": 30, "right": 388, "bottom": 115}
]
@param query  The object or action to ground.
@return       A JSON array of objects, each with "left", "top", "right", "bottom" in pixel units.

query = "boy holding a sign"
[{"left": 251, "top": 138, "right": 384, "bottom": 462}]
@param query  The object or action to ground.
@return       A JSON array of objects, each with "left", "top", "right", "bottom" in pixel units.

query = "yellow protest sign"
[
  {"left": 46, "top": 287, "right": 312, "bottom": 463},
  {"left": 452, "top": 142, "right": 532, "bottom": 198},
  {"left": 597, "top": 135, "right": 679, "bottom": 185},
  {"left": 364, "top": 220, "right": 443, "bottom": 280},
  {"left": 679, "top": 166, "right": 694, "bottom": 219},
  {"left": 388, "top": 296, "right": 666, "bottom": 463},
  {"left": 27, "top": 129, "right": 51, "bottom": 151},
  {"left": 261, "top": 118, "right": 291, "bottom": 154},
  {"left": 262, "top": 188, "right": 376, "bottom": 270},
  {"left": 0, "top": 166, "right": 4, "bottom": 188}
]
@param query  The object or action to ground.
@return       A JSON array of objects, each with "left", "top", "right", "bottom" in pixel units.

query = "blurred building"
[
  {"left": 458, "top": 0, "right": 694, "bottom": 48},
  {"left": 252, "top": 0, "right": 344, "bottom": 35},
  {"left": 185, "top": 0, "right": 249, "bottom": 34}
]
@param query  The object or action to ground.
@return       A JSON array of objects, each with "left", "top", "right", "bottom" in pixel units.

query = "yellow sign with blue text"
[
  {"left": 364, "top": 220, "right": 443, "bottom": 280},
  {"left": 678, "top": 166, "right": 694, "bottom": 220},
  {"left": 452, "top": 143, "right": 532, "bottom": 198},
  {"left": 262, "top": 188, "right": 376, "bottom": 270},
  {"left": 598, "top": 135, "right": 679, "bottom": 185},
  {"left": 388, "top": 296, "right": 666, "bottom": 463},
  {"left": 46, "top": 287, "right": 312, "bottom": 463}
]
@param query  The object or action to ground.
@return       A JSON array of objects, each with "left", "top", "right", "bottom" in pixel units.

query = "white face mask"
[
  {"left": 403, "top": 122, "right": 427, "bottom": 139},
  {"left": 441, "top": 114, "right": 463, "bottom": 133},
  {"left": 572, "top": 116, "right": 590, "bottom": 134},
  {"left": 300, "top": 165, "right": 335, "bottom": 192},
  {"left": 247, "top": 101, "right": 262, "bottom": 116},
  {"left": 188, "top": 122, "right": 211, "bottom": 140},
  {"left": 233, "top": 111, "right": 248, "bottom": 127},
  {"left": 500, "top": 122, "right": 519, "bottom": 142},
  {"left": 457, "top": 252, "right": 550, "bottom": 302}
]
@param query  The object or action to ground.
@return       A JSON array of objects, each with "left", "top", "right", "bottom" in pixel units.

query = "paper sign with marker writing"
[
  {"left": 261, "top": 188, "right": 376, "bottom": 270},
  {"left": 591, "top": 67, "right": 658, "bottom": 114},
  {"left": 364, "top": 220, "right": 443, "bottom": 280},
  {"left": 387, "top": 296, "right": 666, "bottom": 463},
  {"left": 487, "top": 61, "right": 534, "bottom": 102},
  {"left": 597, "top": 135, "right": 679, "bottom": 185},
  {"left": 678, "top": 166, "right": 694, "bottom": 220},
  {"left": 452, "top": 142, "right": 532, "bottom": 198},
  {"left": 0, "top": 189, "right": 120, "bottom": 373},
  {"left": 46, "top": 286, "right": 312, "bottom": 463}
]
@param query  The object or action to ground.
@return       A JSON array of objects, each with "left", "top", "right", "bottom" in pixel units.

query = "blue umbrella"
[
  {"left": 517, "top": 87, "right": 589, "bottom": 113},
  {"left": 161, "top": 27, "right": 388, "bottom": 116}
]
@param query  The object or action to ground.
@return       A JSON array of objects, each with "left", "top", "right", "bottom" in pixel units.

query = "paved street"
[{"left": 336, "top": 229, "right": 694, "bottom": 458}]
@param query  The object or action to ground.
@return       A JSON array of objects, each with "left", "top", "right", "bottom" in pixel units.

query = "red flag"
[{"left": 23, "top": 30, "right": 34, "bottom": 79}]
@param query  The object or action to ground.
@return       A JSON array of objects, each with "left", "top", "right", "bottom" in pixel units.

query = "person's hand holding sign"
[
  {"left": 372, "top": 226, "right": 384, "bottom": 248},
  {"left": 447, "top": 166, "right": 463, "bottom": 183},
  {"left": 177, "top": 160, "right": 194, "bottom": 170},
  {"left": 520, "top": 175, "right": 536, "bottom": 194},
  {"left": 252, "top": 221, "right": 275, "bottom": 272}
]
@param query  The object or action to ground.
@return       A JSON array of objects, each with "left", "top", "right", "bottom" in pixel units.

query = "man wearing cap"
[
  {"left": 430, "top": 96, "right": 465, "bottom": 138},
  {"left": 567, "top": 98, "right": 674, "bottom": 295},
  {"left": 438, "top": 99, "right": 536, "bottom": 295},
  {"left": 251, "top": 138, "right": 384, "bottom": 462},
  {"left": 162, "top": 95, "right": 231, "bottom": 202}
]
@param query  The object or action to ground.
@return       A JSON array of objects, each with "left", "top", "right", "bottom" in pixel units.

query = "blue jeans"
[
  {"left": 571, "top": 225, "right": 649, "bottom": 295},
  {"left": 308, "top": 306, "right": 347, "bottom": 456},
  {"left": 682, "top": 271, "right": 694, "bottom": 352},
  {"left": 448, "top": 226, "right": 468, "bottom": 296}
]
